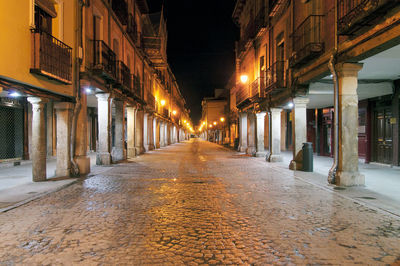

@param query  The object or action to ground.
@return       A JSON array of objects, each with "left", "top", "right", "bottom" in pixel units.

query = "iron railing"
[
  {"left": 143, "top": 36, "right": 161, "bottom": 50},
  {"left": 146, "top": 91, "right": 155, "bottom": 109},
  {"left": 112, "top": 0, "right": 129, "bottom": 25},
  {"left": 338, "top": 0, "right": 398, "bottom": 35},
  {"left": 266, "top": 61, "right": 286, "bottom": 92},
  {"left": 132, "top": 74, "right": 142, "bottom": 97},
  {"left": 116, "top": 61, "right": 131, "bottom": 90},
  {"left": 162, "top": 108, "right": 169, "bottom": 118},
  {"left": 254, "top": 5, "right": 266, "bottom": 34},
  {"left": 93, "top": 40, "right": 117, "bottom": 80},
  {"left": 250, "top": 77, "right": 266, "bottom": 98},
  {"left": 290, "top": 15, "right": 324, "bottom": 67},
  {"left": 127, "top": 13, "right": 138, "bottom": 42},
  {"left": 30, "top": 29, "right": 72, "bottom": 84},
  {"left": 236, "top": 85, "right": 250, "bottom": 106}
]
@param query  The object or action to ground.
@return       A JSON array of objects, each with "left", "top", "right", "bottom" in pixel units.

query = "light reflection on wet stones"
[{"left": 0, "top": 139, "right": 399, "bottom": 265}]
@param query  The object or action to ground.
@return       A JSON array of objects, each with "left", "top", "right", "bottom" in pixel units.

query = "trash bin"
[{"left": 302, "top": 142, "right": 313, "bottom": 172}]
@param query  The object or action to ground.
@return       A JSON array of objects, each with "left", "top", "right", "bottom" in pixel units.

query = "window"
[{"left": 35, "top": 5, "right": 52, "bottom": 33}]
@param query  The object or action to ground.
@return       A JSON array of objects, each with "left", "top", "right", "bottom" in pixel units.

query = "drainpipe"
[
  {"left": 70, "top": 0, "right": 87, "bottom": 176},
  {"left": 328, "top": 0, "right": 339, "bottom": 184}
]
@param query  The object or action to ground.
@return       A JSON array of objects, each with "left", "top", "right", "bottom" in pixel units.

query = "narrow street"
[{"left": 0, "top": 139, "right": 399, "bottom": 265}]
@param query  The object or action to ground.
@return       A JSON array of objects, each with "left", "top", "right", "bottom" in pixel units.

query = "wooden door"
[{"left": 375, "top": 108, "right": 393, "bottom": 164}]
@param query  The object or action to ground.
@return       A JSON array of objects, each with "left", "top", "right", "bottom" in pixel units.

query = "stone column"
[
  {"left": 75, "top": 89, "right": 90, "bottom": 174},
  {"left": 135, "top": 109, "right": 145, "bottom": 154},
  {"left": 155, "top": 118, "right": 161, "bottom": 148},
  {"left": 143, "top": 113, "right": 149, "bottom": 151},
  {"left": 159, "top": 121, "right": 165, "bottom": 147},
  {"left": 256, "top": 112, "right": 267, "bottom": 157},
  {"left": 126, "top": 106, "right": 136, "bottom": 158},
  {"left": 112, "top": 100, "right": 126, "bottom": 162},
  {"left": 148, "top": 114, "right": 155, "bottom": 150},
  {"left": 238, "top": 112, "right": 248, "bottom": 152},
  {"left": 267, "top": 108, "right": 283, "bottom": 162},
  {"left": 96, "top": 93, "right": 112, "bottom": 165},
  {"left": 28, "top": 97, "right": 48, "bottom": 181},
  {"left": 54, "top": 102, "right": 74, "bottom": 177},
  {"left": 289, "top": 98, "right": 310, "bottom": 170},
  {"left": 167, "top": 123, "right": 171, "bottom": 145},
  {"left": 246, "top": 113, "right": 256, "bottom": 155},
  {"left": 336, "top": 63, "right": 365, "bottom": 186}
]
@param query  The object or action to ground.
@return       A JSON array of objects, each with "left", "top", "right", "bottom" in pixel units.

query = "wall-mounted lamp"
[
  {"left": 160, "top": 99, "right": 166, "bottom": 106},
  {"left": 240, "top": 74, "right": 248, "bottom": 84}
]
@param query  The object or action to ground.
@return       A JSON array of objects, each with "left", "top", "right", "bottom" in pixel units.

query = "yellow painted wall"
[{"left": 0, "top": 0, "right": 77, "bottom": 97}]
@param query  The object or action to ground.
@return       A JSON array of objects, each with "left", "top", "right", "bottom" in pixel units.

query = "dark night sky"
[{"left": 147, "top": 0, "right": 238, "bottom": 124}]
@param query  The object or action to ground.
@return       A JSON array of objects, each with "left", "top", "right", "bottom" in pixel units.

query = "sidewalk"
[
  {"left": 270, "top": 151, "right": 400, "bottom": 217},
  {"left": 0, "top": 153, "right": 98, "bottom": 212}
]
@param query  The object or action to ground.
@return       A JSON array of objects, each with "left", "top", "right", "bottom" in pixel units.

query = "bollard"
[{"left": 302, "top": 142, "right": 313, "bottom": 172}]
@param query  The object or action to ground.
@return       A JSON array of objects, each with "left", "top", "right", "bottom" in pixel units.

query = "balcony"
[
  {"left": 143, "top": 36, "right": 161, "bottom": 50},
  {"left": 132, "top": 74, "right": 142, "bottom": 98},
  {"left": 127, "top": 14, "right": 138, "bottom": 42},
  {"left": 236, "top": 85, "right": 250, "bottom": 108},
  {"left": 112, "top": 0, "right": 129, "bottom": 25},
  {"left": 266, "top": 61, "right": 286, "bottom": 95},
  {"left": 92, "top": 40, "right": 117, "bottom": 81},
  {"left": 250, "top": 77, "right": 266, "bottom": 100},
  {"left": 162, "top": 108, "right": 169, "bottom": 118},
  {"left": 30, "top": 29, "right": 72, "bottom": 84},
  {"left": 146, "top": 91, "right": 155, "bottom": 110},
  {"left": 254, "top": 5, "right": 266, "bottom": 34},
  {"left": 115, "top": 61, "right": 131, "bottom": 91},
  {"left": 290, "top": 15, "right": 324, "bottom": 68},
  {"left": 338, "top": 0, "right": 399, "bottom": 35}
]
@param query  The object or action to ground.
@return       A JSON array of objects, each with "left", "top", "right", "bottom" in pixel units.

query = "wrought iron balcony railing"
[
  {"left": 250, "top": 77, "right": 266, "bottom": 99},
  {"left": 236, "top": 84, "right": 250, "bottom": 107},
  {"left": 116, "top": 61, "right": 131, "bottom": 90},
  {"left": 30, "top": 29, "right": 72, "bottom": 84},
  {"left": 112, "top": 0, "right": 129, "bottom": 25},
  {"left": 132, "top": 74, "right": 142, "bottom": 98},
  {"left": 162, "top": 108, "right": 169, "bottom": 118},
  {"left": 143, "top": 36, "right": 161, "bottom": 50},
  {"left": 290, "top": 15, "right": 324, "bottom": 68},
  {"left": 127, "top": 13, "right": 138, "bottom": 42},
  {"left": 266, "top": 61, "right": 286, "bottom": 94},
  {"left": 146, "top": 91, "right": 155, "bottom": 110},
  {"left": 92, "top": 40, "right": 117, "bottom": 81},
  {"left": 338, "top": 0, "right": 399, "bottom": 35}
]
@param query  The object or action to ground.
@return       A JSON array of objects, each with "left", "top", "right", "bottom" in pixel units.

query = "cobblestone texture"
[{"left": 0, "top": 139, "right": 400, "bottom": 265}]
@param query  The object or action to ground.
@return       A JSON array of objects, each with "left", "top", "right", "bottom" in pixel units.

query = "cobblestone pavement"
[{"left": 1, "top": 139, "right": 400, "bottom": 265}]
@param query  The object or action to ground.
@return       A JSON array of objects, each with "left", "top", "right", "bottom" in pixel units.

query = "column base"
[
  {"left": 336, "top": 171, "right": 365, "bottom": 186},
  {"left": 96, "top": 152, "right": 111, "bottom": 165},
  {"left": 246, "top": 146, "right": 256, "bottom": 156},
  {"left": 75, "top": 155, "right": 90, "bottom": 175},
  {"left": 238, "top": 145, "right": 247, "bottom": 153},
  {"left": 255, "top": 151, "right": 267, "bottom": 158},
  {"left": 267, "top": 154, "right": 283, "bottom": 162},
  {"left": 112, "top": 148, "right": 126, "bottom": 162},
  {"left": 127, "top": 148, "right": 136, "bottom": 158},
  {"left": 289, "top": 160, "right": 302, "bottom": 171},
  {"left": 55, "top": 168, "right": 70, "bottom": 177},
  {"left": 148, "top": 144, "right": 155, "bottom": 150},
  {"left": 135, "top": 147, "right": 145, "bottom": 155}
]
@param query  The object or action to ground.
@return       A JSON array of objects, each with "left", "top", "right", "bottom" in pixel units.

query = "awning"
[{"left": 35, "top": 0, "right": 57, "bottom": 18}]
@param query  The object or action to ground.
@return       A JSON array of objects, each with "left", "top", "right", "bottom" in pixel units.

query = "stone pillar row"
[{"left": 27, "top": 92, "right": 183, "bottom": 182}]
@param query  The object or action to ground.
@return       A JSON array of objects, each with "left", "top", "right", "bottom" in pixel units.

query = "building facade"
[
  {"left": 0, "top": 0, "right": 191, "bottom": 182},
  {"left": 230, "top": 0, "right": 400, "bottom": 186}
]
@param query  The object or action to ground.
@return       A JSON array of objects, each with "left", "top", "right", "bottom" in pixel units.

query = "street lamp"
[
  {"left": 172, "top": 110, "right": 177, "bottom": 115},
  {"left": 240, "top": 74, "right": 248, "bottom": 84},
  {"left": 220, "top": 117, "right": 225, "bottom": 122},
  {"left": 160, "top": 99, "right": 166, "bottom": 106},
  {"left": 213, "top": 121, "right": 217, "bottom": 126}
]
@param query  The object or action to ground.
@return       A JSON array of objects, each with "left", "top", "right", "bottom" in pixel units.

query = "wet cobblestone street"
[{"left": 0, "top": 139, "right": 400, "bottom": 265}]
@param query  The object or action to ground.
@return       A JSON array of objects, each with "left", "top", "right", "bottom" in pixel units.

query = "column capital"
[
  {"left": 256, "top": 111, "right": 266, "bottom": 118},
  {"left": 270, "top": 108, "right": 282, "bottom": 113},
  {"left": 292, "top": 97, "right": 309, "bottom": 107},
  {"left": 95, "top": 93, "right": 111, "bottom": 101},
  {"left": 335, "top": 62, "right": 363, "bottom": 78},
  {"left": 27, "top": 97, "right": 48, "bottom": 105},
  {"left": 54, "top": 102, "right": 74, "bottom": 110}
]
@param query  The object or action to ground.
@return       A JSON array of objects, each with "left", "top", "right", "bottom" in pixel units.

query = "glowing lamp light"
[
  {"left": 213, "top": 121, "right": 217, "bottom": 126},
  {"left": 202, "top": 121, "right": 206, "bottom": 125},
  {"left": 220, "top": 117, "right": 225, "bottom": 122},
  {"left": 160, "top": 99, "right": 166, "bottom": 106},
  {"left": 288, "top": 102, "right": 294, "bottom": 108},
  {"left": 240, "top": 74, "right": 248, "bottom": 84},
  {"left": 172, "top": 110, "right": 177, "bottom": 115},
  {"left": 9, "top": 92, "right": 20, "bottom": 97},
  {"left": 209, "top": 124, "right": 212, "bottom": 128},
  {"left": 184, "top": 120, "right": 187, "bottom": 123},
  {"left": 85, "top": 88, "right": 92, "bottom": 94}
]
